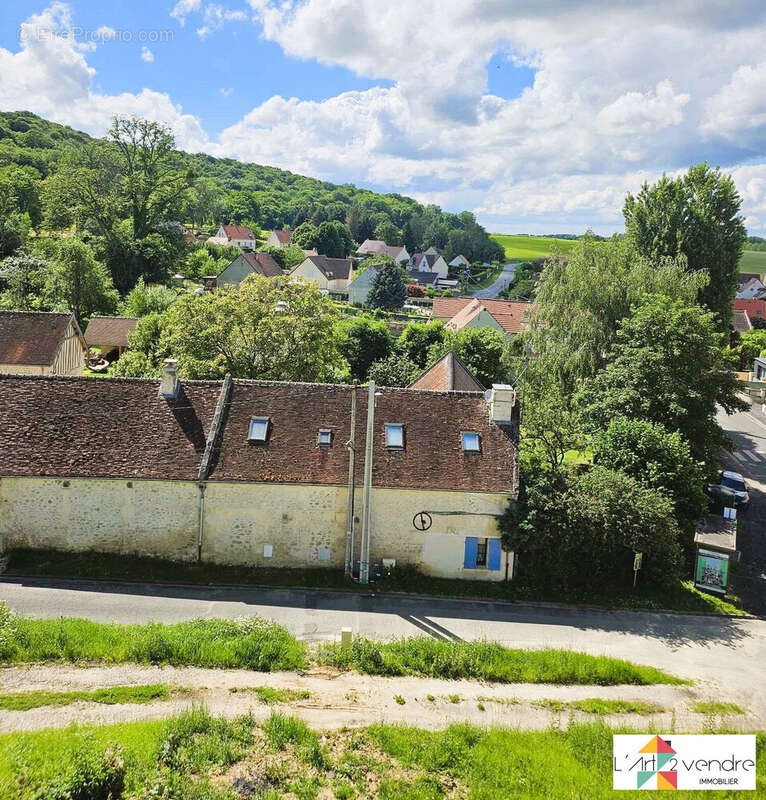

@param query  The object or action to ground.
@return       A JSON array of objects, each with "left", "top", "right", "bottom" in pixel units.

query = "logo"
[{"left": 613, "top": 735, "right": 756, "bottom": 791}]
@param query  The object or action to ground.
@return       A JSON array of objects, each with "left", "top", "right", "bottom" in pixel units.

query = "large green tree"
[
  {"left": 624, "top": 163, "right": 746, "bottom": 327},
  {"left": 160, "top": 274, "right": 345, "bottom": 380},
  {"left": 0, "top": 252, "right": 48, "bottom": 310},
  {"left": 367, "top": 263, "right": 407, "bottom": 310},
  {"left": 427, "top": 326, "right": 508, "bottom": 389},
  {"left": 336, "top": 315, "right": 393, "bottom": 382},
  {"left": 367, "top": 353, "right": 420, "bottom": 387},
  {"left": 579, "top": 295, "right": 747, "bottom": 462},
  {"left": 396, "top": 320, "right": 446, "bottom": 368}
]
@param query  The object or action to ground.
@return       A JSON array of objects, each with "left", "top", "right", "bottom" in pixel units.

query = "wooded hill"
[{"left": 0, "top": 110, "right": 502, "bottom": 263}]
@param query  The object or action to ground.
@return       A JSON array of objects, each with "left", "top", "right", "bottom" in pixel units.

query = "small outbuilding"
[
  {"left": 84, "top": 316, "right": 139, "bottom": 360},
  {"left": 0, "top": 310, "right": 86, "bottom": 376}
]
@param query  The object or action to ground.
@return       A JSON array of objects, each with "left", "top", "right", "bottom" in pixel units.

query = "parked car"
[{"left": 706, "top": 470, "right": 750, "bottom": 512}]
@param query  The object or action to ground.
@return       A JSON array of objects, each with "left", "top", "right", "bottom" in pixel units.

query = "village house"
[
  {"left": 732, "top": 308, "right": 753, "bottom": 335},
  {"left": 734, "top": 298, "right": 766, "bottom": 323},
  {"left": 208, "top": 224, "right": 257, "bottom": 249},
  {"left": 356, "top": 239, "right": 410, "bottom": 264},
  {"left": 449, "top": 254, "right": 470, "bottom": 269},
  {"left": 289, "top": 254, "right": 355, "bottom": 295},
  {"left": 266, "top": 230, "right": 292, "bottom": 248},
  {"left": 736, "top": 277, "right": 766, "bottom": 299},
  {"left": 409, "top": 351, "right": 485, "bottom": 391},
  {"left": 433, "top": 297, "right": 533, "bottom": 336},
  {"left": 0, "top": 311, "right": 86, "bottom": 376},
  {"left": 215, "top": 252, "right": 283, "bottom": 288},
  {"left": 409, "top": 252, "right": 449, "bottom": 279},
  {"left": 0, "top": 367, "right": 519, "bottom": 582},
  {"left": 84, "top": 316, "right": 139, "bottom": 360}
]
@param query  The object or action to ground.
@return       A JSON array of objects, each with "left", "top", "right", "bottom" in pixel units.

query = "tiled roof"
[
  {"left": 734, "top": 299, "right": 766, "bottom": 319},
  {"left": 433, "top": 297, "right": 533, "bottom": 334},
  {"left": 405, "top": 270, "right": 439, "bottom": 286},
  {"left": 411, "top": 253, "right": 439, "bottom": 269},
  {"left": 0, "top": 375, "right": 220, "bottom": 480},
  {"left": 271, "top": 230, "right": 292, "bottom": 244},
  {"left": 409, "top": 351, "right": 484, "bottom": 392},
  {"left": 357, "top": 240, "right": 404, "bottom": 259},
  {"left": 84, "top": 316, "right": 139, "bottom": 349},
  {"left": 301, "top": 255, "right": 354, "bottom": 280},
  {"left": 242, "top": 251, "right": 283, "bottom": 278},
  {"left": 732, "top": 309, "right": 752, "bottom": 334},
  {"left": 0, "top": 375, "right": 517, "bottom": 493},
  {"left": 445, "top": 299, "right": 492, "bottom": 332},
  {"left": 222, "top": 225, "right": 254, "bottom": 240},
  {"left": 0, "top": 311, "right": 75, "bottom": 366}
]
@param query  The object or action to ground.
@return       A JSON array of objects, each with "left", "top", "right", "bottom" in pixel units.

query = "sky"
[{"left": 1, "top": 1, "right": 766, "bottom": 235}]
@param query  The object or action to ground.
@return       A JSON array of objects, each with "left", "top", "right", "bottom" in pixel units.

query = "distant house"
[
  {"left": 0, "top": 311, "right": 86, "bottom": 376},
  {"left": 356, "top": 239, "right": 410, "bottom": 264},
  {"left": 449, "top": 254, "right": 470, "bottom": 269},
  {"left": 348, "top": 264, "right": 380, "bottom": 305},
  {"left": 433, "top": 297, "right": 533, "bottom": 336},
  {"left": 409, "top": 252, "right": 449, "bottom": 279},
  {"left": 409, "top": 351, "right": 484, "bottom": 391},
  {"left": 84, "top": 316, "right": 138, "bottom": 359},
  {"left": 266, "top": 230, "right": 292, "bottom": 248},
  {"left": 215, "top": 252, "right": 283, "bottom": 288},
  {"left": 736, "top": 277, "right": 766, "bottom": 299},
  {"left": 290, "top": 255, "right": 355, "bottom": 294},
  {"left": 405, "top": 270, "right": 440, "bottom": 288},
  {"left": 734, "top": 299, "right": 766, "bottom": 322},
  {"left": 424, "top": 246, "right": 441, "bottom": 256},
  {"left": 754, "top": 356, "right": 766, "bottom": 381},
  {"left": 208, "top": 225, "right": 256, "bottom": 249},
  {"left": 732, "top": 309, "right": 753, "bottom": 335}
]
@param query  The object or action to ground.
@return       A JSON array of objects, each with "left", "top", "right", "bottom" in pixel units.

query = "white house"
[
  {"left": 289, "top": 255, "right": 355, "bottom": 293},
  {"left": 356, "top": 239, "right": 410, "bottom": 264},
  {"left": 736, "top": 277, "right": 766, "bottom": 299},
  {"left": 0, "top": 369, "right": 519, "bottom": 582},
  {"left": 409, "top": 252, "right": 449, "bottom": 279},
  {"left": 449, "top": 254, "right": 470, "bottom": 268},
  {"left": 266, "top": 230, "right": 292, "bottom": 248},
  {"left": 0, "top": 311, "right": 86, "bottom": 376},
  {"left": 208, "top": 225, "right": 256, "bottom": 249}
]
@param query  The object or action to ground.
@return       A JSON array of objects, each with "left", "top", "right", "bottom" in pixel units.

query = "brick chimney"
[
  {"left": 488, "top": 384, "right": 516, "bottom": 425},
  {"left": 158, "top": 359, "right": 180, "bottom": 398}
]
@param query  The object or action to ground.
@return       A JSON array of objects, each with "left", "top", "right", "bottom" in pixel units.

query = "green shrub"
[
  {"left": 263, "top": 714, "right": 328, "bottom": 770},
  {"left": 0, "top": 602, "right": 18, "bottom": 661}
]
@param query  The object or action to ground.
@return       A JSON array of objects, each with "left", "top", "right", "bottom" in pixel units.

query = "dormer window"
[
  {"left": 385, "top": 423, "right": 404, "bottom": 449},
  {"left": 461, "top": 431, "right": 480, "bottom": 452},
  {"left": 248, "top": 416, "right": 270, "bottom": 442},
  {"left": 317, "top": 429, "right": 333, "bottom": 447}
]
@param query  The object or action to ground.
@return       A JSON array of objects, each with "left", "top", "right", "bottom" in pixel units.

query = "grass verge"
[
  {"left": 4, "top": 548, "right": 747, "bottom": 615},
  {"left": 1, "top": 711, "right": 762, "bottom": 800},
  {"left": 228, "top": 686, "right": 310, "bottom": 704},
  {"left": 693, "top": 701, "right": 745, "bottom": 715},
  {"left": 0, "top": 610, "right": 306, "bottom": 672},
  {"left": 318, "top": 637, "right": 687, "bottom": 685},
  {"left": 0, "top": 684, "right": 180, "bottom": 711},
  {"left": 534, "top": 698, "right": 664, "bottom": 715}
]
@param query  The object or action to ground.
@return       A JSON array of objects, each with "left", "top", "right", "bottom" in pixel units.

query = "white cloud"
[
  {"left": 219, "top": 87, "right": 234, "bottom": 96},
  {"left": 140, "top": 46, "right": 154, "bottom": 63},
  {"left": 196, "top": 5, "right": 249, "bottom": 38},
  {"left": 170, "top": 0, "right": 201, "bottom": 26},
  {"left": 702, "top": 62, "right": 766, "bottom": 150}
]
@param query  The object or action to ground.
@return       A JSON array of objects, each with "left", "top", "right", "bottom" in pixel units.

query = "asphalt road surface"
[
  {"left": 472, "top": 262, "right": 518, "bottom": 298},
  {"left": 717, "top": 400, "right": 766, "bottom": 614}
]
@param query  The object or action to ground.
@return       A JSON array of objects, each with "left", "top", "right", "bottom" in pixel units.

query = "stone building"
[{"left": 0, "top": 365, "right": 518, "bottom": 581}]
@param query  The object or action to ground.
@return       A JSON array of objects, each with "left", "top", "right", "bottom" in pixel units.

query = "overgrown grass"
[
  {"left": 1, "top": 713, "right": 762, "bottom": 799},
  {"left": 0, "top": 684, "right": 179, "bottom": 711},
  {"left": 5, "top": 547, "right": 747, "bottom": 615},
  {"left": 0, "top": 611, "right": 306, "bottom": 671},
  {"left": 534, "top": 698, "right": 664, "bottom": 715},
  {"left": 319, "top": 637, "right": 687, "bottom": 685},
  {"left": 228, "top": 686, "right": 310, "bottom": 704},
  {"left": 693, "top": 701, "right": 745, "bottom": 715}
]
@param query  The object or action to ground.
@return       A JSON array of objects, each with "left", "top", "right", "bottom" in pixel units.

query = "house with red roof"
[
  {"left": 0, "top": 365, "right": 518, "bottom": 581},
  {"left": 0, "top": 311, "right": 86, "bottom": 376},
  {"left": 734, "top": 299, "right": 766, "bottom": 322},
  {"left": 266, "top": 229, "right": 293, "bottom": 248},
  {"left": 433, "top": 296, "right": 533, "bottom": 336},
  {"left": 208, "top": 224, "right": 256, "bottom": 249}
]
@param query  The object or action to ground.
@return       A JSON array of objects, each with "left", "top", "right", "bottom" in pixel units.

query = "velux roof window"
[
  {"left": 461, "top": 431, "right": 480, "bottom": 452},
  {"left": 248, "top": 416, "right": 270, "bottom": 442},
  {"left": 385, "top": 423, "right": 404, "bottom": 449},
  {"left": 317, "top": 429, "right": 333, "bottom": 447}
]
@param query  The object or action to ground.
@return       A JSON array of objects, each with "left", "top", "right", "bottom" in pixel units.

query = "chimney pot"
[{"left": 159, "top": 359, "right": 180, "bottom": 398}]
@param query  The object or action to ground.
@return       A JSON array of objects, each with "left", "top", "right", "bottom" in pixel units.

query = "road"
[
  {"left": 717, "top": 399, "right": 766, "bottom": 614},
  {"left": 1, "top": 576, "right": 764, "bottom": 722},
  {"left": 471, "top": 261, "right": 518, "bottom": 298}
]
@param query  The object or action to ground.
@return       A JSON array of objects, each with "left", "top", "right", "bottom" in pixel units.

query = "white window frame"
[
  {"left": 385, "top": 423, "right": 405, "bottom": 450},
  {"left": 461, "top": 431, "right": 481, "bottom": 452},
  {"left": 317, "top": 429, "right": 333, "bottom": 447},
  {"left": 248, "top": 416, "right": 270, "bottom": 442}
]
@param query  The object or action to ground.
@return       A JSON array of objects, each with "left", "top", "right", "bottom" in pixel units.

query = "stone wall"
[{"left": 0, "top": 476, "right": 510, "bottom": 581}]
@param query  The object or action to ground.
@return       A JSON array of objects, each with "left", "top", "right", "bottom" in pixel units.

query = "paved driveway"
[{"left": 717, "top": 401, "right": 766, "bottom": 614}]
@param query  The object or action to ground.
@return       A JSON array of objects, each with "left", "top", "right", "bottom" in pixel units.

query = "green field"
[
  {"left": 490, "top": 234, "right": 577, "bottom": 261},
  {"left": 739, "top": 249, "right": 766, "bottom": 275}
]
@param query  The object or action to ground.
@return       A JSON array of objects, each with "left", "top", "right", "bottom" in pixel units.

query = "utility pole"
[
  {"left": 359, "top": 380, "right": 376, "bottom": 585},
  {"left": 344, "top": 385, "right": 357, "bottom": 578}
]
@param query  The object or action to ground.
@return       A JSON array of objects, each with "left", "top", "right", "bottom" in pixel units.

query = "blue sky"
[{"left": 1, "top": 1, "right": 766, "bottom": 234}]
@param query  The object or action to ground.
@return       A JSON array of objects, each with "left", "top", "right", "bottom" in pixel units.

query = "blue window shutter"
[
  {"left": 488, "top": 538, "right": 502, "bottom": 571},
  {"left": 464, "top": 537, "right": 478, "bottom": 569}
]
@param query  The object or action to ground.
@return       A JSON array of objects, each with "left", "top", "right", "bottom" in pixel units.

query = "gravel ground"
[{"left": 0, "top": 663, "right": 756, "bottom": 733}]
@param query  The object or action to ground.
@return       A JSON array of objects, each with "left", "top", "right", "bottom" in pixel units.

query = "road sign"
[{"left": 412, "top": 511, "right": 432, "bottom": 531}]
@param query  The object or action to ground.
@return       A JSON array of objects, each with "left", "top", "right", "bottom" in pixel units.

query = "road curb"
[{"left": 0, "top": 573, "right": 759, "bottom": 621}]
